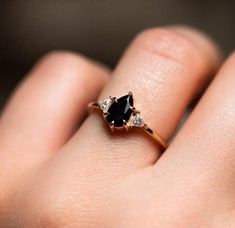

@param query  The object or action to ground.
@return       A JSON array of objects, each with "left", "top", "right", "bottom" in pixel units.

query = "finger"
[
  {"left": 0, "top": 51, "right": 109, "bottom": 191},
  {"left": 58, "top": 26, "right": 221, "bottom": 174},
  {"left": 156, "top": 53, "right": 235, "bottom": 199}
]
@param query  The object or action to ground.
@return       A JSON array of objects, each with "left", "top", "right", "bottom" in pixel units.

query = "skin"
[{"left": 0, "top": 25, "right": 235, "bottom": 227}]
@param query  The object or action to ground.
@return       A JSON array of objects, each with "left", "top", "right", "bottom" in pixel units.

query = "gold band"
[
  {"left": 88, "top": 101, "right": 168, "bottom": 151},
  {"left": 141, "top": 124, "right": 168, "bottom": 150}
]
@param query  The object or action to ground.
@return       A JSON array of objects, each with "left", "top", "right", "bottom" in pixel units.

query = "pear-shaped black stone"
[{"left": 106, "top": 94, "right": 133, "bottom": 127}]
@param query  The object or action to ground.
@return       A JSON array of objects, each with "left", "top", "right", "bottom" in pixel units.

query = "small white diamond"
[
  {"left": 129, "top": 113, "right": 145, "bottom": 127},
  {"left": 99, "top": 97, "right": 113, "bottom": 112}
]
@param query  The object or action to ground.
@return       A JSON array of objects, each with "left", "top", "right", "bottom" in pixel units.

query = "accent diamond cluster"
[
  {"left": 99, "top": 93, "right": 145, "bottom": 128},
  {"left": 129, "top": 113, "right": 145, "bottom": 127},
  {"left": 99, "top": 97, "right": 113, "bottom": 113}
]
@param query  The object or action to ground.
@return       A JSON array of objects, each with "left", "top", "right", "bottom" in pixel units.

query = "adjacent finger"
[
  {"left": 0, "top": 51, "right": 109, "bottom": 192},
  {"left": 156, "top": 53, "right": 235, "bottom": 200}
]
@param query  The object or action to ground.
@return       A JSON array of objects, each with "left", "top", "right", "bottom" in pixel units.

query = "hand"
[{"left": 1, "top": 25, "right": 234, "bottom": 227}]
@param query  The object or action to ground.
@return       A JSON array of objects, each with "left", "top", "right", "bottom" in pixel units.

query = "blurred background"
[{"left": 1, "top": 0, "right": 235, "bottom": 107}]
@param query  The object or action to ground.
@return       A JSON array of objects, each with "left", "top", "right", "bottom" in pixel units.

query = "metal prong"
[
  {"left": 113, "top": 97, "right": 118, "bottom": 102},
  {"left": 130, "top": 106, "right": 135, "bottom": 111},
  {"left": 131, "top": 106, "right": 140, "bottom": 114},
  {"left": 123, "top": 120, "right": 129, "bottom": 132},
  {"left": 110, "top": 121, "right": 115, "bottom": 132}
]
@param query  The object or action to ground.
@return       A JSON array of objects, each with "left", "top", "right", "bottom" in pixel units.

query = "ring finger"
[{"left": 54, "top": 26, "right": 221, "bottom": 174}]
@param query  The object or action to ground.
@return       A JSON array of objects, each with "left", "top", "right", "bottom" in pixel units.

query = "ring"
[{"left": 88, "top": 92, "right": 168, "bottom": 151}]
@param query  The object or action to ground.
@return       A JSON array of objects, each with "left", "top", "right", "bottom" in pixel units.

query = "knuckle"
[
  {"left": 9, "top": 184, "right": 93, "bottom": 228},
  {"left": 39, "top": 51, "right": 109, "bottom": 82},
  {"left": 4, "top": 186, "right": 61, "bottom": 227},
  {"left": 37, "top": 51, "right": 96, "bottom": 79},
  {"left": 132, "top": 27, "right": 200, "bottom": 66},
  {"left": 26, "top": 192, "right": 71, "bottom": 227}
]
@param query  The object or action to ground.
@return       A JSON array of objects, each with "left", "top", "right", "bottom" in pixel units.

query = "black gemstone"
[{"left": 106, "top": 94, "right": 133, "bottom": 127}]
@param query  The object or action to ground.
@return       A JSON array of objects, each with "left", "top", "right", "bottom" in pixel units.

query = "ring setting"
[
  {"left": 99, "top": 92, "right": 145, "bottom": 130},
  {"left": 88, "top": 92, "right": 168, "bottom": 151}
]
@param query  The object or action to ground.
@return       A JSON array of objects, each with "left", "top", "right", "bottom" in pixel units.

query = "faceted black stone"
[{"left": 106, "top": 94, "right": 133, "bottom": 127}]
